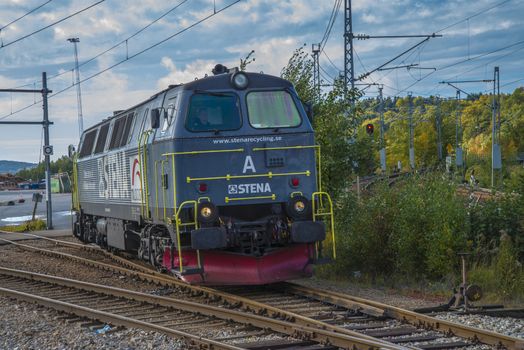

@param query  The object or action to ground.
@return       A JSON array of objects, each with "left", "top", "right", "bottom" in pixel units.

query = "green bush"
[
  {"left": 329, "top": 175, "right": 469, "bottom": 281},
  {"left": 469, "top": 234, "right": 524, "bottom": 304}
]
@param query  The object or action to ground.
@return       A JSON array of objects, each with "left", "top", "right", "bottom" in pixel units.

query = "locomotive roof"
[
  {"left": 82, "top": 71, "right": 292, "bottom": 134},
  {"left": 181, "top": 72, "right": 293, "bottom": 91}
]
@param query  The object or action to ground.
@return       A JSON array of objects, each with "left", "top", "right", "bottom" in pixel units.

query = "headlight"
[
  {"left": 200, "top": 206, "right": 213, "bottom": 218},
  {"left": 286, "top": 195, "right": 310, "bottom": 220},
  {"left": 294, "top": 201, "right": 305, "bottom": 213},
  {"left": 197, "top": 202, "right": 219, "bottom": 224},
  {"left": 231, "top": 72, "right": 249, "bottom": 90}
]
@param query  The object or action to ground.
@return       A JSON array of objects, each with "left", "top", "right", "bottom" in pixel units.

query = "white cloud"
[{"left": 156, "top": 58, "right": 216, "bottom": 89}]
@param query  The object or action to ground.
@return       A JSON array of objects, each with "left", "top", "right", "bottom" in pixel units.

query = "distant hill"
[{"left": 0, "top": 160, "right": 36, "bottom": 174}]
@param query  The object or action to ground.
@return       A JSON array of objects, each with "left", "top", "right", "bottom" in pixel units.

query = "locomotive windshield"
[
  {"left": 186, "top": 92, "right": 241, "bottom": 132},
  {"left": 247, "top": 90, "right": 301, "bottom": 128}
]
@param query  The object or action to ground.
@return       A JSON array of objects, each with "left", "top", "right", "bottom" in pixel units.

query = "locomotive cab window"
[
  {"left": 186, "top": 92, "right": 241, "bottom": 132},
  {"left": 79, "top": 129, "right": 97, "bottom": 158},
  {"left": 162, "top": 99, "right": 177, "bottom": 133},
  {"left": 247, "top": 90, "right": 301, "bottom": 128}
]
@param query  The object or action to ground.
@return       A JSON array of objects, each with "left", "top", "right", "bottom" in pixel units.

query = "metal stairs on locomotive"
[{"left": 71, "top": 65, "right": 336, "bottom": 285}]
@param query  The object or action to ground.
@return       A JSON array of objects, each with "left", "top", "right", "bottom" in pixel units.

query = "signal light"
[
  {"left": 291, "top": 177, "right": 300, "bottom": 187},
  {"left": 366, "top": 123, "right": 374, "bottom": 135},
  {"left": 198, "top": 183, "right": 208, "bottom": 193}
]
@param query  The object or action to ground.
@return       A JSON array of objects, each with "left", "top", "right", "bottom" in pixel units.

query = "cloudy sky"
[{"left": 0, "top": 0, "right": 523, "bottom": 163}]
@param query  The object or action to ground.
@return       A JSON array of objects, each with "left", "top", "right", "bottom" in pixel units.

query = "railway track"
[
  {"left": 1, "top": 234, "right": 523, "bottom": 349},
  {"left": 0, "top": 266, "right": 392, "bottom": 350}
]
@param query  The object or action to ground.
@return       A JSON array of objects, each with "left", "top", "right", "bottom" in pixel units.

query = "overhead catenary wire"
[
  {"left": 0, "top": 0, "right": 243, "bottom": 121},
  {"left": 392, "top": 38, "right": 524, "bottom": 97},
  {"left": 0, "top": 1, "right": 105, "bottom": 49},
  {"left": 376, "top": 0, "right": 513, "bottom": 99},
  {"left": 435, "top": 0, "right": 511, "bottom": 33},
  {"left": 321, "top": 48, "right": 341, "bottom": 72},
  {"left": 0, "top": 0, "right": 53, "bottom": 32},
  {"left": 5, "top": 0, "right": 191, "bottom": 90},
  {"left": 319, "top": 0, "right": 342, "bottom": 52},
  {"left": 44, "top": 0, "right": 190, "bottom": 83}
]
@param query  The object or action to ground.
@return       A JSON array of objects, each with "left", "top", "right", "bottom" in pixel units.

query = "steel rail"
[
  {"left": 6, "top": 235, "right": 521, "bottom": 348},
  {"left": 0, "top": 235, "right": 402, "bottom": 348},
  {"left": 0, "top": 288, "right": 240, "bottom": 350},
  {"left": 283, "top": 283, "right": 524, "bottom": 350},
  {"left": 0, "top": 267, "right": 398, "bottom": 350}
]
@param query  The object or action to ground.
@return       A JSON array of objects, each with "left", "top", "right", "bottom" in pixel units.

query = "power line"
[
  {"left": 0, "top": 0, "right": 53, "bottom": 32},
  {"left": 0, "top": 1, "right": 105, "bottom": 49},
  {"left": 378, "top": 0, "right": 513, "bottom": 98},
  {"left": 46, "top": 0, "right": 190, "bottom": 82},
  {"left": 443, "top": 42, "right": 524, "bottom": 82},
  {"left": 321, "top": 48, "right": 341, "bottom": 71},
  {"left": 319, "top": 64, "right": 336, "bottom": 81},
  {"left": 0, "top": 0, "right": 243, "bottom": 121},
  {"left": 6, "top": 0, "right": 190, "bottom": 89},
  {"left": 320, "top": 0, "right": 342, "bottom": 51},
  {"left": 435, "top": 0, "right": 511, "bottom": 33},
  {"left": 391, "top": 38, "right": 524, "bottom": 97}
]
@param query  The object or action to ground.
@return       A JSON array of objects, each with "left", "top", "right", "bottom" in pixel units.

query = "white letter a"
[{"left": 242, "top": 155, "right": 256, "bottom": 173}]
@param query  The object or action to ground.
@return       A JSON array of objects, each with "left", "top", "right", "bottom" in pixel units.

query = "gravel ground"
[
  {"left": 435, "top": 312, "right": 524, "bottom": 339},
  {"left": 295, "top": 275, "right": 448, "bottom": 310},
  {"left": 1, "top": 238, "right": 522, "bottom": 349},
  {"left": 0, "top": 297, "right": 185, "bottom": 350}
]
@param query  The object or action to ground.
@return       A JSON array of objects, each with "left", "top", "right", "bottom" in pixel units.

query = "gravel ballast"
[
  {"left": 0, "top": 296, "right": 185, "bottom": 350},
  {"left": 1, "top": 237, "right": 522, "bottom": 349}
]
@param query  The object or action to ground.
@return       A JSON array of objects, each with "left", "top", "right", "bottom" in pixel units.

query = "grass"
[{"left": 0, "top": 219, "right": 47, "bottom": 233}]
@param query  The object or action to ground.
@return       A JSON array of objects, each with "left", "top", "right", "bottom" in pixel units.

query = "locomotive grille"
[{"left": 267, "top": 157, "right": 285, "bottom": 167}]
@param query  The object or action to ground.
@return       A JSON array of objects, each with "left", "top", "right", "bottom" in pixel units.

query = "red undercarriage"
[{"left": 162, "top": 243, "right": 314, "bottom": 285}]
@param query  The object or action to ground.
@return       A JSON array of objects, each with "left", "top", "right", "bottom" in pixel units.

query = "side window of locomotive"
[
  {"left": 186, "top": 92, "right": 241, "bottom": 132},
  {"left": 247, "top": 90, "right": 301, "bottom": 128},
  {"left": 120, "top": 112, "right": 135, "bottom": 146},
  {"left": 79, "top": 129, "right": 97, "bottom": 158},
  {"left": 93, "top": 123, "right": 110, "bottom": 154},
  {"left": 108, "top": 116, "right": 126, "bottom": 150}
]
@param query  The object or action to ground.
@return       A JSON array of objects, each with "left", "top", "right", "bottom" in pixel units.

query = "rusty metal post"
[{"left": 458, "top": 253, "right": 470, "bottom": 311}]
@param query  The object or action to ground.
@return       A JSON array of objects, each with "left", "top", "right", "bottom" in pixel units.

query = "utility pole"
[
  {"left": 0, "top": 72, "right": 54, "bottom": 229},
  {"left": 408, "top": 93, "right": 415, "bottom": 170},
  {"left": 312, "top": 43, "right": 321, "bottom": 102},
  {"left": 455, "top": 90, "right": 463, "bottom": 168},
  {"left": 343, "top": 0, "right": 355, "bottom": 105},
  {"left": 42, "top": 72, "right": 53, "bottom": 229},
  {"left": 379, "top": 86, "right": 386, "bottom": 173},
  {"left": 435, "top": 96, "right": 443, "bottom": 162},
  {"left": 68, "top": 37, "right": 83, "bottom": 137},
  {"left": 439, "top": 77, "right": 497, "bottom": 184},
  {"left": 492, "top": 66, "right": 502, "bottom": 187}
]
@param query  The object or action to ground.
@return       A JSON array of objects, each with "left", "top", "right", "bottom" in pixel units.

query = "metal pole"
[
  {"left": 497, "top": 67, "right": 502, "bottom": 186},
  {"left": 312, "top": 43, "right": 320, "bottom": 102},
  {"left": 455, "top": 90, "right": 463, "bottom": 168},
  {"left": 491, "top": 68, "right": 497, "bottom": 188},
  {"left": 379, "top": 86, "right": 386, "bottom": 172},
  {"left": 436, "top": 96, "right": 443, "bottom": 162},
  {"left": 460, "top": 254, "right": 469, "bottom": 312},
  {"left": 408, "top": 93, "right": 415, "bottom": 170},
  {"left": 344, "top": 0, "right": 355, "bottom": 105},
  {"left": 42, "top": 72, "right": 53, "bottom": 230},
  {"left": 68, "top": 38, "right": 84, "bottom": 137}
]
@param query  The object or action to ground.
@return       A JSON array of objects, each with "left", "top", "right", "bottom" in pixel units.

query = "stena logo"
[{"left": 228, "top": 183, "right": 271, "bottom": 195}]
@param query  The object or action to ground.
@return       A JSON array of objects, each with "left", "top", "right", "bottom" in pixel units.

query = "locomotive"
[{"left": 71, "top": 65, "right": 335, "bottom": 285}]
